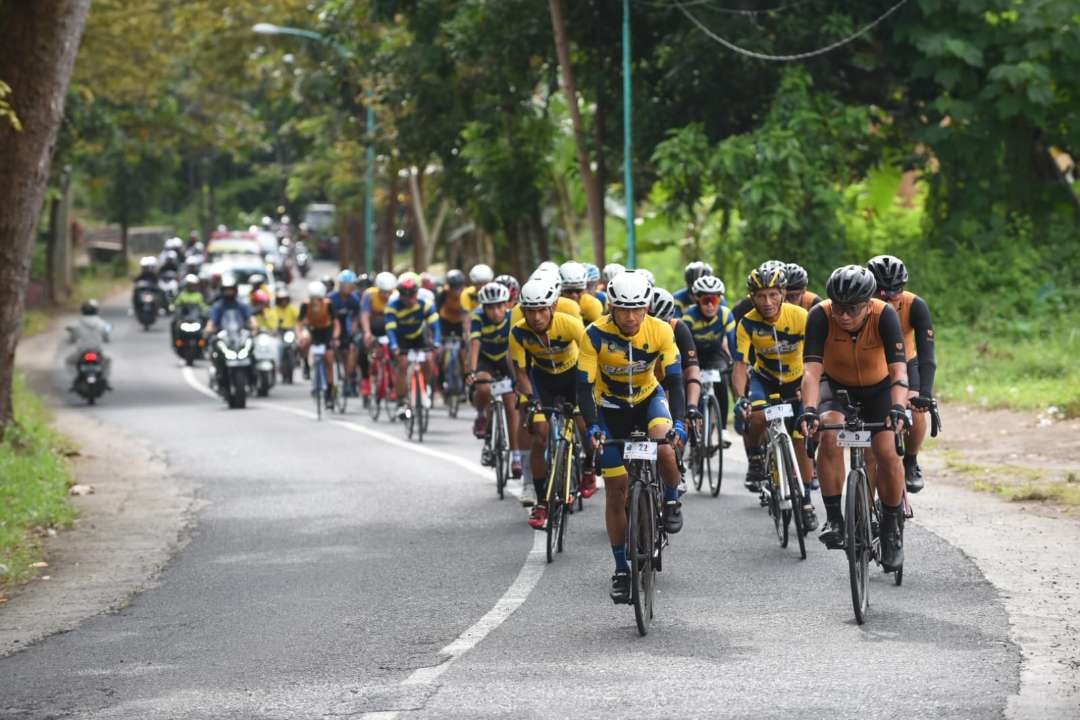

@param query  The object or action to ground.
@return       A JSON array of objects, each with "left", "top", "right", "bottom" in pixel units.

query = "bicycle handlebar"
[
  {"left": 910, "top": 396, "right": 942, "bottom": 438},
  {"left": 805, "top": 421, "right": 904, "bottom": 459}
]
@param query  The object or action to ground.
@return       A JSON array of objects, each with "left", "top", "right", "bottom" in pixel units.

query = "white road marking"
[{"left": 180, "top": 364, "right": 548, "bottom": 718}]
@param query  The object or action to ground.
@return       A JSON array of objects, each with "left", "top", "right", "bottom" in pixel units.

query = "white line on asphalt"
[{"left": 180, "top": 364, "right": 548, "bottom": 718}]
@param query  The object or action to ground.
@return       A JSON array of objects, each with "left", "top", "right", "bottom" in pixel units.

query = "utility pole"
[{"left": 622, "top": 0, "right": 635, "bottom": 268}]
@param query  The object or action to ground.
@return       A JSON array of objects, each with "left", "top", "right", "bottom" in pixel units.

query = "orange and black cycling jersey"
[
  {"left": 893, "top": 290, "right": 936, "bottom": 396},
  {"left": 797, "top": 291, "right": 822, "bottom": 311},
  {"left": 803, "top": 299, "right": 906, "bottom": 388}
]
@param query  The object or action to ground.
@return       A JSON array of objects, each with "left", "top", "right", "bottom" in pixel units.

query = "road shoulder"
[{"left": 1, "top": 317, "right": 199, "bottom": 657}]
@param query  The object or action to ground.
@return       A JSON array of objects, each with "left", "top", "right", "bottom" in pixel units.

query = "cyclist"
[
  {"left": 577, "top": 271, "right": 687, "bottom": 604},
  {"left": 584, "top": 263, "right": 605, "bottom": 306},
  {"left": 461, "top": 263, "right": 494, "bottom": 313},
  {"left": 784, "top": 263, "right": 822, "bottom": 310},
  {"left": 495, "top": 274, "right": 520, "bottom": 307},
  {"left": 683, "top": 275, "right": 736, "bottom": 442},
  {"left": 867, "top": 254, "right": 936, "bottom": 493},
  {"left": 650, "top": 288, "right": 702, "bottom": 460},
  {"left": 387, "top": 274, "right": 442, "bottom": 418},
  {"left": 674, "top": 261, "right": 716, "bottom": 317},
  {"left": 731, "top": 259, "right": 785, "bottom": 326},
  {"left": 799, "top": 265, "right": 909, "bottom": 571},
  {"left": 560, "top": 261, "right": 604, "bottom": 324},
  {"left": 360, "top": 271, "right": 396, "bottom": 391},
  {"left": 299, "top": 280, "right": 340, "bottom": 408},
  {"left": 329, "top": 269, "right": 363, "bottom": 396},
  {"left": 466, "top": 282, "right": 522, "bottom": 476},
  {"left": 601, "top": 262, "right": 625, "bottom": 292},
  {"left": 436, "top": 269, "right": 470, "bottom": 397},
  {"left": 262, "top": 287, "right": 299, "bottom": 334},
  {"left": 509, "top": 277, "right": 591, "bottom": 527},
  {"left": 732, "top": 265, "right": 819, "bottom": 529}
]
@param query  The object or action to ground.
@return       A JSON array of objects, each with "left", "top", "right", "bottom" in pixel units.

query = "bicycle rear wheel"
[
  {"left": 690, "top": 422, "right": 704, "bottom": 491},
  {"left": 629, "top": 473, "right": 656, "bottom": 636},
  {"left": 335, "top": 355, "right": 349, "bottom": 414},
  {"left": 313, "top": 361, "right": 324, "bottom": 421},
  {"left": 846, "top": 468, "right": 871, "bottom": 624}
]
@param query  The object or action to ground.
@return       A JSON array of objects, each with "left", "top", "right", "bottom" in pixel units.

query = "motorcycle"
[
  {"left": 209, "top": 310, "right": 253, "bottom": 409},
  {"left": 72, "top": 350, "right": 108, "bottom": 405},
  {"left": 133, "top": 281, "right": 159, "bottom": 330},
  {"left": 294, "top": 243, "right": 311, "bottom": 278},
  {"left": 173, "top": 307, "right": 206, "bottom": 366},
  {"left": 253, "top": 329, "right": 278, "bottom": 398},
  {"left": 278, "top": 326, "right": 299, "bottom": 384}
]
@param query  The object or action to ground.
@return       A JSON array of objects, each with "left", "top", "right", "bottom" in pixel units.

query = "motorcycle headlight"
[
  {"left": 282, "top": 331, "right": 295, "bottom": 343},
  {"left": 180, "top": 322, "right": 202, "bottom": 332}
]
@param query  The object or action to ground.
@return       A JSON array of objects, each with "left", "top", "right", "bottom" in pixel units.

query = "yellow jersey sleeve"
[
  {"left": 461, "top": 287, "right": 480, "bottom": 313},
  {"left": 578, "top": 293, "right": 604, "bottom": 325},
  {"left": 556, "top": 296, "right": 582, "bottom": 319},
  {"left": 736, "top": 318, "right": 752, "bottom": 363},
  {"left": 577, "top": 322, "right": 599, "bottom": 385}
]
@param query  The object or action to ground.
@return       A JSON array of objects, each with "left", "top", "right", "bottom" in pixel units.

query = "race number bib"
[
  {"left": 836, "top": 429, "right": 872, "bottom": 448},
  {"left": 490, "top": 377, "right": 514, "bottom": 395},
  {"left": 764, "top": 403, "right": 793, "bottom": 422},
  {"left": 624, "top": 441, "right": 658, "bottom": 461},
  {"left": 700, "top": 368, "right": 722, "bottom": 384}
]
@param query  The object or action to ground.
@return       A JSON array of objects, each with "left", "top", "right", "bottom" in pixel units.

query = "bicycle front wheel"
[
  {"left": 629, "top": 473, "right": 656, "bottom": 636},
  {"left": 368, "top": 359, "right": 383, "bottom": 420},
  {"left": 846, "top": 468, "right": 872, "bottom": 624},
  {"left": 335, "top": 356, "right": 349, "bottom": 414},
  {"left": 706, "top": 394, "right": 724, "bottom": 497},
  {"left": 781, "top": 436, "right": 807, "bottom": 559},
  {"left": 493, "top": 405, "right": 507, "bottom": 499}
]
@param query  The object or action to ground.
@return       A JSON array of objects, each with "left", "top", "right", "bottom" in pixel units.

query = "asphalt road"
[{"left": 0, "top": 279, "right": 1019, "bottom": 719}]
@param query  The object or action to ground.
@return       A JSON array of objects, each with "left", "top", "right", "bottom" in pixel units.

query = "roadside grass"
[
  {"left": 941, "top": 450, "right": 1080, "bottom": 508},
  {"left": 0, "top": 375, "right": 77, "bottom": 595},
  {"left": 22, "top": 260, "right": 132, "bottom": 339},
  {"left": 896, "top": 324, "right": 1080, "bottom": 418}
]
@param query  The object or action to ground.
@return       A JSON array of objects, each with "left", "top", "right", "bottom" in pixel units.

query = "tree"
[{"left": 0, "top": 0, "right": 92, "bottom": 440}]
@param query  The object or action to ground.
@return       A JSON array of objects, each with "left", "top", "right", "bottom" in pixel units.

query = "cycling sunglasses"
[
  {"left": 878, "top": 288, "right": 903, "bottom": 300},
  {"left": 698, "top": 295, "right": 721, "bottom": 306},
  {"left": 833, "top": 301, "right": 868, "bottom": 317}
]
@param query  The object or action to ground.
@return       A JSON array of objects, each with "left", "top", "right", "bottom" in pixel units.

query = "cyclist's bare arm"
[
  {"left": 513, "top": 363, "right": 534, "bottom": 398},
  {"left": 467, "top": 337, "right": 481, "bottom": 377},
  {"left": 684, "top": 364, "right": 701, "bottom": 409},
  {"left": 732, "top": 360, "right": 750, "bottom": 399}
]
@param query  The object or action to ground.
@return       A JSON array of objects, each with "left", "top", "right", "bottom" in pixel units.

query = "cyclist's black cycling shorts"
[
  {"left": 439, "top": 318, "right": 465, "bottom": 339},
  {"left": 477, "top": 355, "right": 510, "bottom": 381},
  {"left": 819, "top": 376, "right": 891, "bottom": 434}
]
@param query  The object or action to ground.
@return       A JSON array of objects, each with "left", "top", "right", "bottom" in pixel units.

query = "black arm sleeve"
[
  {"left": 879, "top": 304, "right": 907, "bottom": 365},
  {"left": 803, "top": 305, "right": 828, "bottom": 364},
  {"left": 662, "top": 371, "right": 687, "bottom": 422},
  {"left": 909, "top": 296, "right": 936, "bottom": 396},
  {"left": 576, "top": 376, "right": 599, "bottom": 426},
  {"left": 674, "top": 320, "right": 699, "bottom": 369}
]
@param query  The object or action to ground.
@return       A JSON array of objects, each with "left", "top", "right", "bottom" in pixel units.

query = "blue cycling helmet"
[
  {"left": 337, "top": 269, "right": 357, "bottom": 284},
  {"left": 584, "top": 263, "right": 601, "bottom": 283}
]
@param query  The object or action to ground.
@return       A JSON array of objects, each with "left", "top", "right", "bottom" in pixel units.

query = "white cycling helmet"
[
  {"left": 518, "top": 278, "right": 560, "bottom": 309},
  {"left": 183, "top": 273, "right": 200, "bottom": 287},
  {"left": 478, "top": 281, "right": 511, "bottom": 305},
  {"left": 529, "top": 266, "right": 562, "bottom": 293},
  {"left": 139, "top": 256, "right": 158, "bottom": 270},
  {"left": 469, "top": 263, "right": 494, "bottom": 284},
  {"left": 607, "top": 271, "right": 652, "bottom": 309},
  {"left": 558, "top": 261, "right": 588, "bottom": 291},
  {"left": 650, "top": 287, "right": 677, "bottom": 321},
  {"left": 536, "top": 261, "right": 559, "bottom": 274},
  {"left": 692, "top": 275, "right": 726, "bottom": 296},
  {"left": 165, "top": 237, "right": 185, "bottom": 252},
  {"left": 307, "top": 281, "right": 327, "bottom": 299},
  {"left": 374, "top": 271, "right": 397, "bottom": 292},
  {"left": 602, "top": 262, "right": 625, "bottom": 284}
]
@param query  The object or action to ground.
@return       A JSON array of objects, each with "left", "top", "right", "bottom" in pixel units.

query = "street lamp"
[
  {"left": 252, "top": 22, "right": 376, "bottom": 273},
  {"left": 622, "top": 0, "right": 635, "bottom": 268}
]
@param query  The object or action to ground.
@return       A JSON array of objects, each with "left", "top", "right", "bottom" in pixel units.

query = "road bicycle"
[
  {"left": 367, "top": 336, "right": 395, "bottom": 422},
  {"left": 688, "top": 366, "right": 725, "bottom": 496},
  {"left": 476, "top": 375, "right": 514, "bottom": 499},
  {"left": 441, "top": 335, "right": 466, "bottom": 419},
  {"left": 606, "top": 433, "right": 672, "bottom": 636},
  {"left": 759, "top": 394, "right": 808, "bottom": 559},
  {"left": 539, "top": 402, "right": 582, "bottom": 563},
  {"left": 402, "top": 348, "right": 433, "bottom": 442},
  {"left": 807, "top": 390, "right": 906, "bottom": 625}
]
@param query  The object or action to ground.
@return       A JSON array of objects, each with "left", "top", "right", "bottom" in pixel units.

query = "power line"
[
  {"left": 674, "top": 0, "right": 910, "bottom": 62},
  {"left": 634, "top": 0, "right": 813, "bottom": 16}
]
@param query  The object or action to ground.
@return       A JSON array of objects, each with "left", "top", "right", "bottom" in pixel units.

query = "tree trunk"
[
  {"left": 0, "top": 0, "right": 91, "bottom": 440},
  {"left": 381, "top": 169, "right": 399, "bottom": 270},
  {"left": 548, "top": 0, "right": 605, "bottom": 266},
  {"left": 407, "top": 167, "right": 428, "bottom": 271}
]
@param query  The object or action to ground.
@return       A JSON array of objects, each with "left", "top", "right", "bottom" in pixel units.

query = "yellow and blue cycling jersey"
[
  {"left": 509, "top": 311, "right": 585, "bottom": 375},
  {"left": 361, "top": 286, "right": 391, "bottom": 316},
  {"left": 577, "top": 314, "right": 681, "bottom": 409},
  {"left": 510, "top": 295, "right": 582, "bottom": 326},
  {"left": 576, "top": 292, "right": 605, "bottom": 325},
  {"left": 734, "top": 302, "right": 807, "bottom": 385},
  {"left": 682, "top": 303, "right": 736, "bottom": 359},
  {"left": 386, "top": 295, "right": 438, "bottom": 346},
  {"left": 460, "top": 286, "right": 480, "bottom": 313},
  {"left": 673, "top": 287, "right": 729, "bottom": 319},
  {"left": 470, "top": 307, "right": 511, "bottom": 362}
]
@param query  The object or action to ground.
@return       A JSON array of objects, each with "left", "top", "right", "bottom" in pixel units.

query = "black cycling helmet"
[
  {"left": 866, "top": 254, "right": 909, "bottom": 292},
  {"left": 826, "top": 265, "right": 877, "bottom": 304},
  {"left": 683, "top": 261, "right": 713, "bottom": 288},
  {"left": 446, "top": 269, "right": 467, "bottom": 289},
  {"left": 747, "top": 261, "right": 787, "bottom": 292},
  {"left": 355, "top": 272, "right": 372, "bottom": 291},
  {"left": 320, "top": 274, "right": 335, "bottom": 293},
  {"left": 784, "top": 263, "right": 809, "bottom": 290},
  {"left": 81, "top": 299, "right": 99, "bottom": 316}
]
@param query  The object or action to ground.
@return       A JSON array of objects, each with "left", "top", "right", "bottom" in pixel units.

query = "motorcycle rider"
[
  {"left": 206, "top": 276, "right": 256, "bottom": 391},
  {"left": 171, "top": 274, "right": 209, "bottom": 344},
  {"left": 66, "top": 300, "right": 112, "bottom": 389},
  {"left": 132, "top": 256, "right": 166, "bottom": 310}
]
